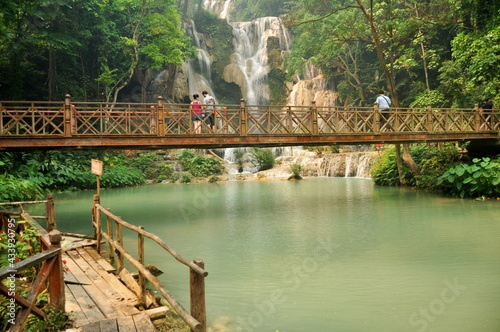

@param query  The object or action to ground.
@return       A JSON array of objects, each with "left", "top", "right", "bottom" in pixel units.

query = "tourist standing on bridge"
[
  {"left": 482, "top": 98, "right": 494, "bottom": 125},
  {"left": 375, "top": 91, "right": 391, "bottom": 129},
  {"left": 190, "top": 94, "right": 202, "bottom": 134},
  {"left": 202, "top": 91, "right": 216, "bottom": 133}
]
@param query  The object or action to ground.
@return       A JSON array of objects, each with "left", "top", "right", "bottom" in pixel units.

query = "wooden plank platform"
[{"left": 63, "top": 246, "right": 157, "bottom": 332}]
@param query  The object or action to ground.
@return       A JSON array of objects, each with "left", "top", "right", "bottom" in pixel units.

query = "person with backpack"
[
  {"left": 202, "top": 90, "right": 216, "bottom": 132},
  {"left": 375, "top": 91, "right": 391, "bottom": 130}
]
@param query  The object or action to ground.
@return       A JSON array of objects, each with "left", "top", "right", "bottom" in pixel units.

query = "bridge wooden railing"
[
  {"left": 1, "top": 95, "right": 497, "bottom": 137},
  {"left": 92, "top": 195, "right": 207, "bottom": 332},
  {"left": 0, "top": 197, "right": 64, "bottom": 331}
]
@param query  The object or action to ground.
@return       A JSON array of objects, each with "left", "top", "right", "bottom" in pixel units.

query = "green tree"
[
  {"left": 98, "top": 0, "right": 196, "bottom": 104},
  {"left": 250, "top": 148, "right": 275, "bottom": 171},
  {"left": 451, "top": 26, "right": 500, "bottom": 104},
  {"left": 286, "top": 0, "right": 456, "bottom": 179}
]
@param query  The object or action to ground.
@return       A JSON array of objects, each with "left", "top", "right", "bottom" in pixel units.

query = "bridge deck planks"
[{"left": 63, "top": 246, "right": 155, "bottom": 332}]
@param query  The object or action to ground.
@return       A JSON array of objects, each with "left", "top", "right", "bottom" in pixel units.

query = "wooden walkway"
[{"left": 62, "top": 246, "right": 158, "bottom": 332}]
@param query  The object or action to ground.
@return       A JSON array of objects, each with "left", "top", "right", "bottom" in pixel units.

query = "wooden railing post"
[
  {"left": 48, "top": 230, "right": 65, "bottom": 312},
  {"left": 311, "top": 101, "right": 318, "bottom": 135},
  {"left": 106, "top": 208, "right": 114, "bottom": 260},
  {"left": 223, "top": 107, "right": 228, "bottom": 134},
  {"left": 116, "top": 218, "right": 124, "bottom": 273},
  {"left": 150, "top": 106, "right": 157, "bottom": 135},
  {"left": 138, "top": 225, "right": 146, "bottom": 306},
  {"left": 287, "top": 107, "right": 292, "bottom": 133},
  {"left": 240, "top": 99, "right": 247, "bottom": 136},
  {"left": 93, "top": 195, "right": 101, "bottom": 254},
  {"left": 374, "top": 103, "right": 380, "bottom": 134},
  {"left": 474, "top": 103, "right": 480, "bottom": 131},
  {"left": 64, "top": 94, "right": 72, "bottom": 137},
  {"left": 157, "top": 96, "right": 165, "bottom": 136},
  {"left": 426, "top": 103, "right": 434, "bottom": 133},
  {"left": 190, "top": 259, "right": 206, "bottom": 332},
  {"left": 46, "top": 194, "right": 56, "bottom": 232}
]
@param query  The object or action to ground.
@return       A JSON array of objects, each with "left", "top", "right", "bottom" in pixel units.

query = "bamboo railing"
[
  {"left": 0, "top": 197, "right": 64, "bottom": 331},
  {"left": 92, "top": 195, "right": 208, "bottom": 332}
]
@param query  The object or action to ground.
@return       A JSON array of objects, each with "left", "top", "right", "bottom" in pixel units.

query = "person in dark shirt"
[{"left": 481, "top": 98, "right": 494, "bottom": 126}]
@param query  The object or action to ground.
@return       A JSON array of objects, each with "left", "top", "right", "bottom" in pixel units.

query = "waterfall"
[
  {"left": 230, "top": 17, "right": 290, "bottom": 105},
  {"left": 203, "top": 0, "right": 233, "bottom": 20},
  {"left": 214, "top": 146, "right": 314, "bottom": 163},
  {"left": 320, "top": 153, "right": 376, "bottom": 178},
  {"left": 184, "top": 20, "right": 216, "bottom": 97},
  {"left": 319, "top": 155, "right": 343, "bottom": 177}
]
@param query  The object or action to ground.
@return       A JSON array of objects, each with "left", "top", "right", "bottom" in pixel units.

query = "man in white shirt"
[
  {"left": 375, "top": 91, "right": 391, "bottom": 129},
  {"left": 202, "top": 91, "right": 216, "bottom": 132}
]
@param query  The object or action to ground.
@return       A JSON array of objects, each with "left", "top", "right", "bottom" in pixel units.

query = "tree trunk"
[
  {"left": 357, "top": 0, "right": 420, "bottom": 178},
  {"left": 402, "top": 143, "right": 420, "bottom": 175},
  {"left": 395, "top": 143, "right": 404, "bottom": 184}
]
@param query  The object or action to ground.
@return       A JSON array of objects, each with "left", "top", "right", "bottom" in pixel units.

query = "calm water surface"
[{"left": 43, "top": 178, "right": 500, "bottom": 332}]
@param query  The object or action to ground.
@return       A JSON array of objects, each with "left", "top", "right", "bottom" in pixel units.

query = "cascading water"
[
  {"left": 184, "top": 20, "right": 216, "bottom": 97},
  {"left": 230, "top": 17, "right": 290, "bottom": 105},
  {"left": 203, "top": 0, "right": 232, "bottom": 20}
]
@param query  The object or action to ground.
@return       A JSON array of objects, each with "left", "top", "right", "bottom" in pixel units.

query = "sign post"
[{"left": 91, "top": 159, "right": 103, "bottom": 196}]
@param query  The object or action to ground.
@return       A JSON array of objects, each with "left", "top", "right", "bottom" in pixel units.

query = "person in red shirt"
[{"left": 190, "top": 94, "right": 202, "bottom": 134}]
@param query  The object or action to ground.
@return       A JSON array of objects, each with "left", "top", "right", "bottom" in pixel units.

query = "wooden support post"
[
  {"left": 94, "top": 195, "right": 102, "bottom": 254},
  {"left": 374, "top": 103, "right": 380, "bottom": 134},
  {"left": 240, "top": 99, "right": 247, "bottom": 136},
  {"left": 46, "top": 194, "right": 56, "bottom": 232},
  {"left": 474, "top": 103, "right": 480, "bottom": 131},
  {"left": 287, "top": 107, "right": 292, "bottom": 133},
  {"left": 394, "top": 108, "right": 399, "bottom": 132},
  {"left": 116, "top": 219, "right": 124, "bottom": 273},
  {"left": 311, "top": 101, "right": 318, "bottom": 135},
  {"left": 266, "top": 106, "right": 271, "bottom": 133},
  {"left": 426, "top": 104, "right": 434, "bottom": 133},
  {"left": 157, "top": 96, "right": 165, "bottom": 136},
  {"left": 48, "top": 230, "right": 65, "bottom": 312},
  {"left": 138, "top": 225, "right": 147, "bottom": 306},
  {"left": 106, "top": 208, "right": 114, "bottom": 260},
  {"left": 71, "top": 104, "right": 77, "bottom": 135},
  {"left": 150, "top": 106, "right": 157, "bottom": 135},
  {"left": 223, "top": 107, "right": 228, "bottom": 134},
  {"left": 64, "top": 94, "right": 72, "bottom": 137},
  {"left": 190, "top": 259, "right": 206, "bottom": 332}
]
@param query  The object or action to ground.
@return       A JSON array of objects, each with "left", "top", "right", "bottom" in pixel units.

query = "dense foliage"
[
  {"left": 0, "top": 151, "right": 146, "bottom": 202},
  {"left": 371, "top": 144, "right": 500, "bottom": 198},
  {"left": 179, "top": 150, "right": 224, "bottom": 177},
  {"left": 250, "top": 148, "right": 275, "bottom": 171},
  {"left": 0, "top": 0, "right": 196, "bottom": 102},
  {"left": 371, "top": 144, "right": 463, "bottom": 188},
  {"left": 284, "top": 0, "right": 500, "bottom": 108},
  {"left": 437, "top": 157, "right": 500, "bottom": 198}
]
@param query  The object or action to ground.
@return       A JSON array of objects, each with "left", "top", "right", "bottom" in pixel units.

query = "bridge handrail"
[
  {"left": 92, "top": 197, "right": 207, "bottom": 332},
  {"left": 1, "top": 95, "right": 498, "bottom": 140},
  {"left": 0, "top": 210, "right": 64, "bottom": 331}
]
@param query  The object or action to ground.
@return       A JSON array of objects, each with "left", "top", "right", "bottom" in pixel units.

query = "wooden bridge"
[{"left": 0, "top": 95, "right": 498, "bottom": 150}]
